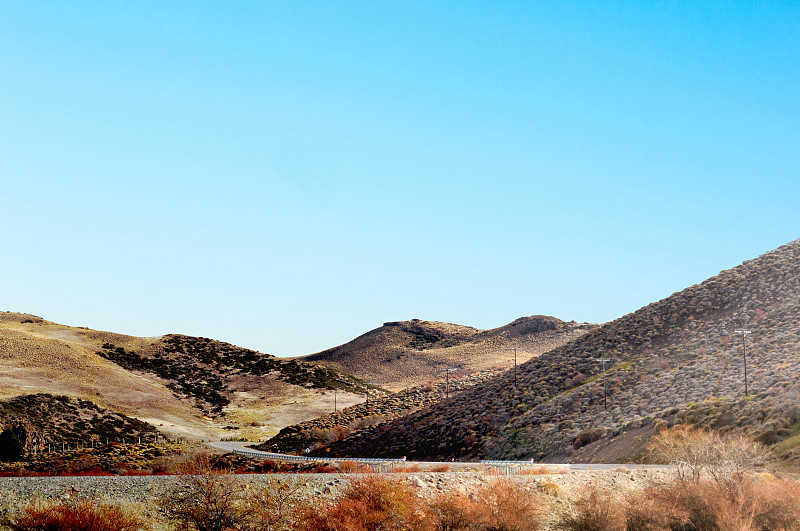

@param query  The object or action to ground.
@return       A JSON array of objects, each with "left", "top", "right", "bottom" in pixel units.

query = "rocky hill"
[
  {"left": 321, "top": 238, "right": 800, "bottom": 463},
  {"left": 300, "top": 316, "right": 594, "bottom": 390}
]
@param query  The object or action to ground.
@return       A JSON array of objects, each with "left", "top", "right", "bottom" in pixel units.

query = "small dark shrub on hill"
[{"left": 0, "top": 426, "right": 26, "bottom": 462}]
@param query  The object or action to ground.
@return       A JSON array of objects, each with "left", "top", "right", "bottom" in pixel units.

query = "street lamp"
[
  {"left": 595, "top": 358, "right": 611, "bottom": 410},
  {"left": 735, "top": 330, "right": 752, "bottom": 397}
]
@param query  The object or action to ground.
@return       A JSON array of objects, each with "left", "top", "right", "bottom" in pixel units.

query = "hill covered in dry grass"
[
  {"left": 0, "top": 313, "right": 374, "bottom": 441},
  {"left": 299, "top": 316, "right": 594, "bottom": 390},
  {"left": 321, "top": 238, "right": 800, "bottom": 464}
]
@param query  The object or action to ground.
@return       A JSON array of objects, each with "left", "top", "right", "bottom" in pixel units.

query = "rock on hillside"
[
  {"left": 323, "top": 238, "right": 800, "bottom": 463},
  {"left": 300, "top": 317, "right": 594, "bottom": 390}
]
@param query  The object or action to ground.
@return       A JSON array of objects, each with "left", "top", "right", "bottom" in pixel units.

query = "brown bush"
[
  {"left": 245, "top": 478, "right": 307, "bottom": 531},
  {"left": 161, "top": 468, "right": 251, "bottom": 531},
  {"left": 298, "top": 475, "right": 429, "bottom": 531},
  {"left": 429, "top": 479, "right": 544, "bottom": 531},
  {"left": 4, "top": 498, "right": 146, "bottom": 531},
  {"left": 471, "top": 479, "right": 545, "bottom": 531},
  {"left": 624, "top": 476, "right": 800, "bottom": 531},
  {"left": 556, "top": 480, "right": 626, "bottom": 531},
  {"left": 648, "top": 425, "right": 768, "bottom": 494}
]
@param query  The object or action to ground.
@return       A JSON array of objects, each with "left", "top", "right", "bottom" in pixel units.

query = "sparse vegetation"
[
  {"left": 98, "top": 335, "right": 371, "bottom": 417},
  {"left": 320, "top": 239, "right": 800, "bottom": 464}
]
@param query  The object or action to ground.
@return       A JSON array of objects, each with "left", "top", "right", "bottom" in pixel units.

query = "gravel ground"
[
  {"left": 0, "top": 469, "right": 674, "bottom": 530},
  {"left": 0, "top": 468, "right": 671, "bottom": 504}
]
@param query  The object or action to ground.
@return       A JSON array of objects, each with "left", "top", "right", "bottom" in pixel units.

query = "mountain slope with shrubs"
[
  {"left": 0, "top": 313, "right": 376, "bottom": 441},
  {"left": 0, "top": 393, "right": 158, "bottom": 460},
  {"left": 300, "top": 316, "right": 594, "bottom": 390},
  {"left": 323, "top": 238, "right": 800, "bottom": 463},
  {"left": 98, "top": 334, "right": 375, "bottom": 416}
]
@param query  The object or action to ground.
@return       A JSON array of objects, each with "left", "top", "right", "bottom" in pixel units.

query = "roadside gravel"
[{"left": 0, "top": 468, "right": 672, "bottom": 505}]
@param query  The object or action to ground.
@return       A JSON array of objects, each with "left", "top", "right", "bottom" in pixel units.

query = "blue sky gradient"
[{"left": 2, "top": 2, "right": 798, "bottom": 356}]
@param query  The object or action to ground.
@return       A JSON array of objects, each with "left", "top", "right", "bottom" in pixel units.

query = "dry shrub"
[
  {"left": 431, "top": 464, "right": 451, "bottom": 472},
  {"left": 748, "top": 477, "right": 800, "bottom": 530},
  {"left": 471, "top": 479, "right": 545, "bottom": 531},
  {"left": 4, "top": 498, "right": 147, "bottom": 531},
  {"left": 521, "top": 466, "right": 568, "bottom": 475},
  {"left": 556, "top": 480, "right": 626, "bottom": 531},
  {"left": 648, "top": 425, "right": 768, "bottom": 493},
  {"left": 624, "top": 476, "right": 800, "bottom": 531},
  {"left": 336, "top": 460, "right": 372, "bottom": 473},
  {"left": 246, "top": 478, "right": 307, "bottom": 531},
  {"left": 429, "top": 479, "right": 545, "bottom": 531},
  {"left": 535, "top": 480, "right": 560, "bottom": 497},
  {"left": 161, "top": 467, "right": 251, "bottom": 531},
  {"left": 298, "top": 475, "right": 429, "bottom": 531},
  {"left": 392, "top": 464, "right": 422, "bottom": 473}
]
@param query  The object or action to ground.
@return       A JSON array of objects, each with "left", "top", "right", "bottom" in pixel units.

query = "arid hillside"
[
  {"left": 0, "top": 313, "right": 373, "bottom": 441},
  {"left": 321, "top": 238, "right": 800, "bottom": 464},
  {"left": 299, "top": 316, "right": 594, "bottom": 390}
]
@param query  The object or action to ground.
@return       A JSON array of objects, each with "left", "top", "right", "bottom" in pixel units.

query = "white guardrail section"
[{"left": 212, "top": 444, "right": 405, "bottom": 464}]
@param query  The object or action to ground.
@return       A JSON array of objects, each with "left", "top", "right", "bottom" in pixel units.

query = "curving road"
[{"left": 207, "top": 441, "right": 668, "bottom": 471}]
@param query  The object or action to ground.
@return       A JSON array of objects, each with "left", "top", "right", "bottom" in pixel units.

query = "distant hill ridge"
[
  {"left": 300, "top": 316, "right": 594, "bottom": 390},
  {"left": 321, "top": 238, "right": 800, "bottom": 463}
]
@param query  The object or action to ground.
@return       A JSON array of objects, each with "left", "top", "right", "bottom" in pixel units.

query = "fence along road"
[{"left": 208, "top": 442, "right": 668, "bottom": 472}]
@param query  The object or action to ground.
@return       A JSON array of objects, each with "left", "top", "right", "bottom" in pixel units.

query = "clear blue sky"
[{"left": 1, "top": 1, "right": 798, "bottom": 356}]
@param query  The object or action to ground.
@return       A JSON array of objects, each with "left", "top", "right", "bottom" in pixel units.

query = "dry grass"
[{"left": 300, "top": 317, "right": 591, "bottom": 391}]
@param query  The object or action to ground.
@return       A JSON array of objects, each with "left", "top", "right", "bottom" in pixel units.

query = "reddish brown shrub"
[
  {"left": 430, "top": 464, "right": 451, "bottom": 472},
  {"left": 624, "top": 476, "right": 800, "bottom": 531},
  {"left": 471, "top": 479, "right": 545, "bottom": 531},
  {"left": 430, "top": 479, "right": 544, "bottom": 531},
  {"left": 298, "top": 475, "right": 429, "bottom": 531},
  {"left": 6, "top": 498, "right": 146, "bottom": 531}
]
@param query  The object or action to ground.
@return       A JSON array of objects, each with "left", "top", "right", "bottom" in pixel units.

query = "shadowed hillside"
[
  {"left": 0, "top": 394, "right": 158, "bottom": 455},
  {"left": 321, "top": 238, "right": 800, "bottom": 463},
  {"left": 300, "top": 316, "right": 594, "bottom": 390}
]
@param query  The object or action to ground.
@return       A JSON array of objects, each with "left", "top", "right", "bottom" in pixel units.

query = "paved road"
[{"left": 208, "top": 442, "right": 669, "bottom": 471}]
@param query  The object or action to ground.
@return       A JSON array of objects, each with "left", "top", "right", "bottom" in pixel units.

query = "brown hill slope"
[
  {"left": 299, "top": 316, "right": 594, "bottom": 390},
  {"left": 0, "top": 313, "right": 373, "bottom": 441},
  {"left": 322, "top": 238, "right": 800, "bottom": 463}
]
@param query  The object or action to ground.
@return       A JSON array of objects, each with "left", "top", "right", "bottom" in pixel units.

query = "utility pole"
[
  {"left": 441, "top": 368, "right": 456, "bottom": 398},
  {"left": 595, "top": 358, "right": 611, "bottom": 410},
  {"left": 506, "top": 347, "right": 521, "bottom": 387},
  {"left": 735, "top": 330, "right": 752, "bottom": 397}
]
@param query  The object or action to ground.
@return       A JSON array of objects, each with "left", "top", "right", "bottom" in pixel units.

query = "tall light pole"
[
  {"left": 506, "top": 347, "right": 521, "bottom": 387},
  {"left": 735, "top": 330, "right": 752, "bottom": 397},
  {"left": 595, "top": 358, "right": 610, "bottom": 410}
]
